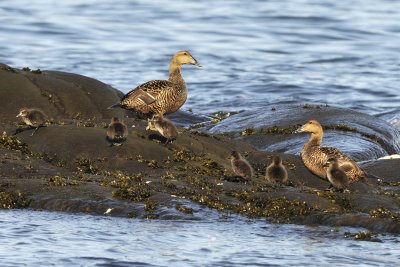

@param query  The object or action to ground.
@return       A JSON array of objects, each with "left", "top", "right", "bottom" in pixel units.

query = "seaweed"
[{"left": 0, "top": 191, "right": 31, "bottom": 209}]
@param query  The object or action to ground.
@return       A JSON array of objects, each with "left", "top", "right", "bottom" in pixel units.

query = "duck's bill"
[
  {"left": 191, "top": 57, "right": 202, "bottom": 67},
  {"left": 294, "top": 125, "right": 305, "bottom": 133}
]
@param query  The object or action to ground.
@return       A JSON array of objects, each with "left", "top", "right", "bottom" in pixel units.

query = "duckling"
[
  {"left": 323, "top": 157, "right": 349, "bottom": 190},
  {"left": 147, "top": 114, "right": 178, "bottom": 143},
  {"left": 230, "top": 151, "right": 254, "bottom": 180},
  {"left": 106, "top": 117, "right": 128, "bottom": 146},
  {"left": 16, "top": 108, "right": 46, "bottom": 136},
  {"left": 109, "top": 50, "right": 201, "bottom": 117},
  {"left": 265, "top": 156, "right": 288, "bottom": 184},
  {"left": 295, "top": 119, "right": 364, "bottom": 182}
]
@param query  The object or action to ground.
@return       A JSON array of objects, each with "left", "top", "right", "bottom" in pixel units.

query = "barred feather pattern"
[{"left": 121, "top": 80, "right": 187, "bottom": 116}]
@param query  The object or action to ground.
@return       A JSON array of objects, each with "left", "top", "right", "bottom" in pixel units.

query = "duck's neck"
[
  {"left": 169, "top": 60, "right": 185, "bottom": 85},
  {"left": 307, "top": 131, "right": 323, "bottom": 147}
]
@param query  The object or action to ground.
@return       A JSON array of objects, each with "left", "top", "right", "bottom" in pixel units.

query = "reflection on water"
[
  {"left": 0, "top": 0, "right": 399, "bottom": 120},
  {"left": 0, "top": 210, "right": 399, "bottom": 266}
]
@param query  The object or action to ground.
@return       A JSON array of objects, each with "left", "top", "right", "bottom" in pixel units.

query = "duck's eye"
[
  {"left": 183, "top": 52, "right": 188, "bottom": 55},
  {"left": 308, "top": 121, "right": 312, "bottom": 124}
]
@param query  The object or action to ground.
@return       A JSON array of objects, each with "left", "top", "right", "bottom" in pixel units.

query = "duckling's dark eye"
[
  {"left": 308, "top": 121, "right": 312, "bottom": 124},
  {"left": 183, "top": 52, "right": 188, "bottom": 55}
]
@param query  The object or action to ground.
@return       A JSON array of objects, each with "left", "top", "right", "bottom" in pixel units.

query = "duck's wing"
[
  {"left": 122, "top": 80, "right": 174, "bottom": 105},
  {"left": 320, "top": 146, "right": 356, "bottom": 166}
]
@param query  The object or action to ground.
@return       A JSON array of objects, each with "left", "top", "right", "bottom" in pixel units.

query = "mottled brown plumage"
[
  {"left": 230, "top": 151, "right": 254, "bottom": 180},
  {"left": 323, "top": 157, "right": 349, "bottom": 190},
  {"left": 295, "top": 119, "right": 364, "bottom": 183},
  {"left": 16, "top": 108, "right": 46, "bottom": 136},
  {"left": 266, "top": 156, "right": 288, "bottom": 184},
  {"left": 109, "top": 51, "right": 201, "bottom": 117},
  {"left": 106, "top": 117, "right": 128, "bottom": 146},
  {"left": 147, "top": 114, "right": 178, "bottom": 142}
]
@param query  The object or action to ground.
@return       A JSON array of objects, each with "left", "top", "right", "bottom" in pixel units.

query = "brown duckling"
[
  {"left": 109, "top": 50, "right": 201, "bottom": 117},
  {"left": 266, "top": 156, "right": 288, "bottom": 184},
  {"left": 106, "top": 117, "right": 128, "bottom": 146},
  {"left": 147, "top": 114, "right": 178, "bottom": 143},
  {"left": 295, "top": 119, "right": 364, "bottom": 182},
  {"left": 16, "top": 108, "right": 46, "bottom": 136},
  {"left": 230, "top": 151, "right": 254, "bottom": 180},
  {"left": 323, "top": 157, "right": 349, "bottom": 190}
]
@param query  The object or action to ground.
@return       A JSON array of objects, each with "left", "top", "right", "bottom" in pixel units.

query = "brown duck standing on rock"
[
  {"left": 266, "top": 156, "right": 288, "bottom": 184},
  {"left": 295, "top": 119, "right": 365, "bottom": 182},
  {"left": 109, "top": 50, "right": 201, "bottom": 117},
  {"left": 323, "top": 157, "right": 349, "bottom": 190},
  {"left": 106, "top": 117, "right": 128, "bottom": 146},
  {"left": 16, "top": 108, "right": 46, "bottom": 136},
  {"left": 230, "top": 151, "right": 254, "bottom": 180},
  {"left": 146, "top": 114, "right": 178, "bottom": 143}
]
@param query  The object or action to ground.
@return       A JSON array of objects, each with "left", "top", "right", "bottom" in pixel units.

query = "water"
[
  {"left": 0, "top": 210, "right": 399, "bottom": 267},
  {"left": 1, "top": 0, "right": 400, "bottom": 123},
  {"left": 1, "top": 1, "right": 400, "bottom": 265}
]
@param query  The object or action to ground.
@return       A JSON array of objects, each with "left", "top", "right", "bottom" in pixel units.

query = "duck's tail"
[{"left": 108, "top": 103, "right": 122, "bottom": 109}]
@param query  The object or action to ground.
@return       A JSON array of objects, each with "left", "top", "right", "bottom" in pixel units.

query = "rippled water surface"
[
  {"left": 1, "top": 0, "right": 399, "bottom": 122},
  {"left": 0, "top": 210, "right": 399, "bottom": 267}
]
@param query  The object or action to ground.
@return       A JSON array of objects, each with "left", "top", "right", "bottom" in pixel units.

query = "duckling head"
[
  {"left": 111, "top": 117, "right": 120, "bottom": 123},
  {"left": 173, "top": 50, "right": 202, "bottom": 67},
  {"left": 295, "top": 119, "right": 322, "bottom": 134},
  {"left": 152, "top": 114, "right": 163, "bottom": 122},
  {"left": 322, "top": 157, "right": 338, "bottom": 167},
  {"left": 231, "top": 151, "right": 242, "bottom": 160},
  {"left": 272, "top": 156, "right": 282, "bottom": 165},
  {"left": 16, "top": 108, "right": 29, "bottom": 118}
]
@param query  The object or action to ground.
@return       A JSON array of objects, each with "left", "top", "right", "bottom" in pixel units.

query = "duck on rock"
[
  {"left": 109, "top": 51, "right": 201, "bottom": 117},
  {"left": 295, "top": 119, "right": 365, "bottom": 183}
]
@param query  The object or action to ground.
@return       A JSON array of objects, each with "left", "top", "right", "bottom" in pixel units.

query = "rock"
[
  {"left": 1, "top": 64, "right": 399, "bottom": 233},
  {"left": 204, "top": 104, "right": 400, "bottom": 161},
  {"left": 0, "top": 63, "right": 124, "bottom": 121}
]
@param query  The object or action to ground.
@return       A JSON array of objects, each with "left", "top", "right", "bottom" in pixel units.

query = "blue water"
[
  {"left": 1, "top": 0, "right": 400, "bottom": 265},
  {"left": 0, "top": 0, "right": 399, "bottom": 122},
  {"left": 0, "top": 210, "right": 399, "bottom": 267}
]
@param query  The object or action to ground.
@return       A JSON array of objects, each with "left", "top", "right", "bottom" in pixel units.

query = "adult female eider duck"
[
  {"left": 323, "top": 157, "right": 349, "bottom": 190},
  {"left": 109, "top": 50, "right": 201, "bottom": 117},
  {"left": 266, "top": 156, "right": 288, "bottom": 184},
  {"left": 295, "top": 119, "right": 364, "bottom": 183},
  {"left": 16, "top": 108, "right": 47, "bottom": 136},
  {"left": 106, "top": 117, "right": 128, "bottom": 146}
]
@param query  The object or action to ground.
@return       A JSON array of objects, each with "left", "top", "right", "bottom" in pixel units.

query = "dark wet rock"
[
  {"left": 204, "top": 104, "right": 400, "bottom": 161},
  {"left": 0, "top": 64, "right": 124, "bottom": 121},
  {"left": 1, "top": 64, "right": 399, "bottom": 234}
]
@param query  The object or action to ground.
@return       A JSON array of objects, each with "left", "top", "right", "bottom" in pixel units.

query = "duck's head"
[
  {"left": 173, "top": 51, "right": 201, "bottom": 67},
  {"left": 152, "top": 113, "right": 163, "bottom": 122},
  {"left": 16, "top": 108, "right": 29, "bottom": 118},
  {"left": 322, "top": 157, "right": 338, "bottom": 167},
  {"left": 295, "top": 119, "right": 322, "bottom": 134},
  {"left": 230, "top": 151, "right": 242, "bottom": 160},
  {"left": 111, "top": 117, "right": 120, "bottom": 123},
  {"left": 272, "top": 156, "right": 282, "bottom": 165}
]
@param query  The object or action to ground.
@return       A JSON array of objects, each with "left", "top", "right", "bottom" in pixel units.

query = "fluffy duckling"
[
  {"left": 147, "top": 114, "right": 178, "bottom": 143},
  {"left": 323, "top": 157, "right": 349, "bottom": 190},
  {"left": 16, "top": 108, "right": 46, "bottom": 136},
  {"left": 230, "top": 151, "right": 254, "bottom": 180},
  {"left": 265, "top": 156, "right": 288, "bottom": 184},
  {"left": 109, "top": 50, "right": 201, "bottom": 117},
  {"left": 106, "top": 117, "right": 128, "bottom": 146},
  {"left": 295, "top": 119, "right": 364, "bottom": 182}
]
